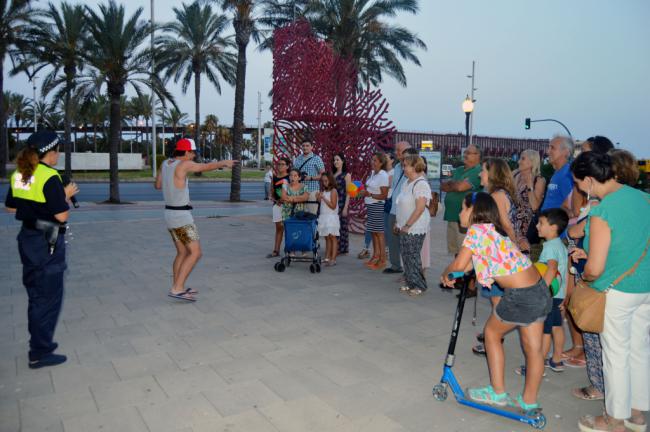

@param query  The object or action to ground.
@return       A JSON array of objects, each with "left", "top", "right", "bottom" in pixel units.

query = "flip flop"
[
  {"left": 572, "top": 386, "right": 604, "bottom": 401},
  {"left": 266, "top": 251, "right": 280, "bottom": 258},
  {"left": 565, "top": 356, "right": 587, "bottom": 368},
  {"left": 168, "top": 291, "right": 196, "bottom": 302},
  {"left": 185, "top": 288, "right": 198, "bottom": 295}
]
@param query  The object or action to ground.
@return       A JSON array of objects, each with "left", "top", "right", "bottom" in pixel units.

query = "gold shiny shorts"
[{"left": 168, "top": 224, "right": 200, "bottom": 245}]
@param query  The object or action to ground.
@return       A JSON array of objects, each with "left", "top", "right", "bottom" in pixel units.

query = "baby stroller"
[{"left": 274, "top": 201, "right": 322, "bottom": 273}]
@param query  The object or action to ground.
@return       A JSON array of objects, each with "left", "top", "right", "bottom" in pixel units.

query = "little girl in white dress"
[{"left": 317, "top": 173, "right": 340, "bottom": 265}]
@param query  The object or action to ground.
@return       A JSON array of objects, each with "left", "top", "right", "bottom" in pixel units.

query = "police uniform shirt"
[{"left": 5, "top": 163, "right": 69, "bottom": 223}]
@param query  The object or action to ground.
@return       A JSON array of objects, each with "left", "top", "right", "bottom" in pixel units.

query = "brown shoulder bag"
[{"left": 568, "top": 237, "right": 649, "bottom": 333}]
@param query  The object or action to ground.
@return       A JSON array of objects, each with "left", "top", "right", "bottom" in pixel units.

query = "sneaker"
[
  {"left": 546, "top": 358, "right": 565, "bottom": 372},
  {"left": 515, "top": 365, "right": 547, "bottom": 377},
  {"left": 28, "top": 353, "right": 67, "bottom": 369}
]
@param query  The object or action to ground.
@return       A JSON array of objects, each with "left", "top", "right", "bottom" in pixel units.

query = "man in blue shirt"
[{"left": 541, "top": 135, "right": 574, "bottom": 216}]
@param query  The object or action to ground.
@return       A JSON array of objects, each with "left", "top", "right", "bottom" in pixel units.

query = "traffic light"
[{"left": 525, "top": 118, "right": 531, "bottom": 130}]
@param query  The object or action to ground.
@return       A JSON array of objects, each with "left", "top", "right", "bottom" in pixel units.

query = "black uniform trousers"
[{"left": 17, "top": 227, "right": 67, "bottom": 361}]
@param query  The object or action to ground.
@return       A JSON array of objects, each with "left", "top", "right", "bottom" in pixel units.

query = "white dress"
[{"left": 318, "top": 190, "right": 340, "bottom": 236}]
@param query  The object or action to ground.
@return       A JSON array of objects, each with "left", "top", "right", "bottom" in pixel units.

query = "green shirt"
[
  {"left": 585, "top": 186, "right": 650, "bottom": 293},
  {"left": 443, "top": 164, "right": 482, "bottom": 222}
]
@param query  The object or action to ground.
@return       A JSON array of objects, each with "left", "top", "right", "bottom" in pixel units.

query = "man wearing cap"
[
  {"left": 155, "top": 138, "right": 237, "bottom": 301},
  {"left": 4, "top": 131, "right": 79, "bottom": 369}
]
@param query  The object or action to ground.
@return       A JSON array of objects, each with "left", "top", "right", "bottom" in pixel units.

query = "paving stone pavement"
[{"left": 0, "top": 201, "right": 599, "bottom": 431}]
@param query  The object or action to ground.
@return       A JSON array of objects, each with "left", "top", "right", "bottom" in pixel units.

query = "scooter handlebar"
[{"left": 447, "top": 271, "right": 465, "bottom": 280}]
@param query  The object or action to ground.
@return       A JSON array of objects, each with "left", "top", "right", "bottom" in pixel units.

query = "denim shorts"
[
  {"left": 494, "top": 278, "right": 552, "bottom": 326},
  {"left": 543, "top": 298, "right": 564, "bottom": 334}
]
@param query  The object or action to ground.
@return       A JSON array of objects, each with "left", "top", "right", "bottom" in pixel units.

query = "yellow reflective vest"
[{"left": 10, "top": 164, "right": 62, "bottom": 203}]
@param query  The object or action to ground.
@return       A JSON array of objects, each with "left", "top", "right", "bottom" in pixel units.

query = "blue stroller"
[{"left": 274, "top": 203, "right": 322, "bottom": 273}]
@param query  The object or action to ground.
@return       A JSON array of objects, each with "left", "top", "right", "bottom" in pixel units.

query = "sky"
[{"left": 5, "top": 0, "right": 650, "bottom": 157}]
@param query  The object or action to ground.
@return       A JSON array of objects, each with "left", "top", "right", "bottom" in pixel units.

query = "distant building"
[{"left": 394, "top": 131, "right": 548, "bottom": 158}]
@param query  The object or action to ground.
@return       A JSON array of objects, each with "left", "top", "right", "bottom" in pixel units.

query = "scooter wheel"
[
  {"left": 275, "top": 263, "right": 286, "bottom": 272},
  {"left": 315, "top": 264, "right": 321, "bottom": 273},
  {"left": 432, "top": 384, "right": 448, "bottom": 401},
  {"left": 529, "top": 411, "right": 546, "bottom": 429},
  {"left": 309, "top": 264, "right": 316, "bottom": 273}
]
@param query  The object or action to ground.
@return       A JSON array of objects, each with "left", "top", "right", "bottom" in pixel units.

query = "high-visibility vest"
[{"left": 10, "top": 164, "right": 62, "bottom": 203}]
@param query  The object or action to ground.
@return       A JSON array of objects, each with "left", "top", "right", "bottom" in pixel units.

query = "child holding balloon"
[
  {"left": 515, "top": 207, "right": 569, "bottom": 376},
  {"left": 536, "top": 208, "right": 570, "bottom": 372}
]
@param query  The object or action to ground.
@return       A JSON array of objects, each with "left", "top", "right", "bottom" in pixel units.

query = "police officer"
[{"left": 4, "top": 131, "right": 78, "bottom": 369}]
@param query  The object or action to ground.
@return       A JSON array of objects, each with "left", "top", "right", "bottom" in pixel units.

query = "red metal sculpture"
[{"left": 272, "top": 20, "right": 396, "bottom": 232}]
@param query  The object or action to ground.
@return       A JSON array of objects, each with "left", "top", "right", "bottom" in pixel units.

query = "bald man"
[{"left": 383, "top": 141, "right": 412, "bottom": 274}]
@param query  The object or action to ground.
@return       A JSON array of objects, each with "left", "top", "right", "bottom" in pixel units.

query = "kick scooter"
[{"left": 431, "top": 271, "right": 547, "bottom": 429}]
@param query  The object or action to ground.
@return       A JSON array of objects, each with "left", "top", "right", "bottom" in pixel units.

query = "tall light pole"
[
  {"left": 466, "top": 60, "right": 477, "bottom": 146},
  {"left": 462, "top": 95, "right": 474, "bottom": 150},
  {"left": 31, "top": 68, "right": 38, "bottom": 132},
  {"left": 151, "top": 0, "right": 157, "bottom": 178},
  {"left": 257, "top": 91, "right": 262, "bottom": 168}
]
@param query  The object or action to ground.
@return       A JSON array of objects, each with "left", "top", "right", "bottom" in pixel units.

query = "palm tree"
[
  {"left": 80, "top": 94, "right": 107, "bottom": 152},
  {"left": 127, "top": 93, "right": 153, "bottom": 156},
  {"left": 202, "top": 113, "right": 218, "bottom": 159},
  {"left": 218, "top": 0, "right": 264, "bottom": 201},
  {"left": 306, "top": 0, "right": 426, "bottom": 88},
  {"left": 26, "top": 99, "right": 56, "bottom": 130},
  {"left": 0, "top": 0, "right": 33, "bottom": 178},
  {"left": 20, "top": 2, "right": 87, "bottom": 178},
  {"left": 10, "top": 92, "right": 30, "bottom": 144},
  {"left": 156, "top": 1, "right": 236, "bottom": 149},
  {"left": 81, "top": 0, "right": 172, "bottom": 203},
  {"left": 168, "top": 107, "right": 188, "bottom": 139}
]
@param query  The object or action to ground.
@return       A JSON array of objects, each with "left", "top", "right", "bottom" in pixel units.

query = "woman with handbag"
[
  {"left": 395, "top": 153, "right": 431, "bottom": 296},
  {"left": 570, "top": 151, "right": 650, "bottom": 432}
]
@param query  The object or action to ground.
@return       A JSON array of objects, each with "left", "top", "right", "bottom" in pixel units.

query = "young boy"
[{"left": 537, "top": 208, "right": 570, "bottom": 372}]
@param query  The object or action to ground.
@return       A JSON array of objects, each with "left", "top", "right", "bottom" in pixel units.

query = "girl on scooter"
[{"left": 441, "top": 192, "right": 552, "bottom": 411}]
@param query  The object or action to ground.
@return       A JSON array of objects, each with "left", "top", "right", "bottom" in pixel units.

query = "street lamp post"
[
  {"left": 151, "top": 0, "right": 157, "bottom": 178},
  {"left": 462, "top": 95, "right": 474, "bottom": 150}
]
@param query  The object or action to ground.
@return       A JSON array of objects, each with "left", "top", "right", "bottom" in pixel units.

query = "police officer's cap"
[{"left": 26, "top": 131, "right": 61, "bottom": 155}]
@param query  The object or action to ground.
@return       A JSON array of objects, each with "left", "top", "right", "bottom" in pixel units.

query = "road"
[
  {"left": 0, "top": 181, "right": 266, "bottom": 202},
  {"left": 0, "top": 179, "right": 442, "bottom": 203}
]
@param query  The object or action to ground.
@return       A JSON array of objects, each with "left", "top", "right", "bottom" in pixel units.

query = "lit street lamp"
[{"left": 462, "top": 95, "right": 474, "bottom": 149}]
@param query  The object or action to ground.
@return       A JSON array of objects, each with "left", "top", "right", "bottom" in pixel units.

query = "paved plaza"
[{"left": 1, "top": 200, "right": 594, "bottom": 431}]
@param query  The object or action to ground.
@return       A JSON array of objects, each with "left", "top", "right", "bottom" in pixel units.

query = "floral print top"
[{"left": 462, "top": 223, "right": 531, "bottom": 287}]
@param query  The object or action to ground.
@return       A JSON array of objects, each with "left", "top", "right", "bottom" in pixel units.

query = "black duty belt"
[
  {"left": 22, "top": 220, "right": 67, "bottom": 234},
  {"left": 165, "top": 205, "right": 193, "bottom": 210}
]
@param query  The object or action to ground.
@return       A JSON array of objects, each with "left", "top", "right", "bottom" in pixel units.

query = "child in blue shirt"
[
  {"left": 515, "top": 208, "right": 569, "bottom": 377},
  {"left": 537, "top": 208, "right": 569, "bottom": 372}
]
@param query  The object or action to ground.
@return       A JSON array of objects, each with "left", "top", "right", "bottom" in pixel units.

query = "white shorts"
[{"left": 272, "top": 204, "right": 283, "bottom": 223}]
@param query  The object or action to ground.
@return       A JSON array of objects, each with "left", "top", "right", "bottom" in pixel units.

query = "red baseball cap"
[{"left": 175, "top": 138, "right": 197, "bottom": 151}]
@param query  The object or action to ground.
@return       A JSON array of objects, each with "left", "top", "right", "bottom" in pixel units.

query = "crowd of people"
[
  {"left": 265, "top": 135, "right": 649, "bottom": 432},
  {"left": 5, "top": 129, "right": 647, "bottom": 432}
]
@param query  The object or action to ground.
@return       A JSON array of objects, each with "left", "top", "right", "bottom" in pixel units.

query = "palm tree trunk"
[
  {"left": 108, "top": 93, "right": 121, "bottom": 203},
  {"left": 230, "top": 41, "right": 247, "bottom": 202},
  {"left": 0, "top": 60, "right": 6, "bottom": 178},
  {"left": 194, "top": 70, "right": 201, "bottom": 147}
]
